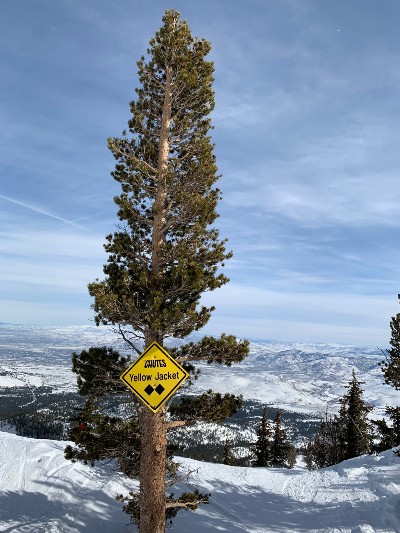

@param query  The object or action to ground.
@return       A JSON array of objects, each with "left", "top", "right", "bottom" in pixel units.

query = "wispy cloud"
[
  {"left": 0, "top": 194, "right": 94, "bottom": 232},
  {"left": 222, "top": 115, "right": 400, "bottom": 228},
  {"left": 201, "top": 284, "right": 399, "bottom": 345},
  {"left": 1, "top": 0, "right": 399, "bottom": 343}
]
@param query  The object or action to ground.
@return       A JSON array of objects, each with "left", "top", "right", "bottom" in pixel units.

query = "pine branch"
[
  {"left": 171, "top": 334, "right": 249, "bottom": 365},
  {"left": 109, "top": 140, "right": 158, "bottom": 177}
]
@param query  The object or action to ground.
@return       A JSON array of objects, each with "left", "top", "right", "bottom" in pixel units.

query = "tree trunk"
[
  {"left": 139, "top": 67, "right": 172, "bottom": 533},
  {"left": 139, "top": 404, "right": 167, "bottom": 533}
]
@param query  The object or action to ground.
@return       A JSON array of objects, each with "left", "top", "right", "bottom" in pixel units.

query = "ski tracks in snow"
[{"left": 281, "top": 458, "right": 399, "bottom": 533}]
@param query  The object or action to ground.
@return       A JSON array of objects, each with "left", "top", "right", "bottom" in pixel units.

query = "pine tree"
[
  {"left": 386, "top": 406, "right": 400, "bottom": 446},
  {"left": 286, "top": 443, "right": 297, "bottom": 469},
  {"left": 304, "top": 439, "right": 316, "bottom": 470},
  {"left": 65, "top": 10, "right": 249, "bottom": 533},
  {"left": 373, "top": 407, "right": 400, "bottom": 452},
  {"left": 222, "top": 438, "right": 235, "bottom": 465},
  {"left": 338, "top": 370, "right": 372, "bottom": 460},
  {"left": 307, "top": 373, "right": 372, "bottom": 469},
  {"left": 253, "top": 407, "right": 272, "bottom": 467},
  {"left": 381, "top": 301, "right": 400, "bottom": 390},
  {"left": 378, "top": 297, "right": 400, "bottom": 453},
  {"left": 306, "top": 412, "right": 344, "bottom": 469},
  {"left": 270, "top": 410, "right": 294, "bottom": 468}
]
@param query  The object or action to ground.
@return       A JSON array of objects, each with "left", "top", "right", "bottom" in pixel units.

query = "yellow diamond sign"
[{"left": 120, "top": 341, "right": 189, "bottom": 413}]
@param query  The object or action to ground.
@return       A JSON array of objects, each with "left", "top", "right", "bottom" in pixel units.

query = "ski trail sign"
[{"left": 120, "top": 341, "right": 189, "bottom": 412}]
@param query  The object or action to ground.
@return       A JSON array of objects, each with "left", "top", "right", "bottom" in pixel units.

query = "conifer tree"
[
  {"left": 338, "top": 370, "right": 372, "bottom": 460},
  {"left": 66, "top": 10, "right": 249, "bottom": 533},
  {"left": 253, "top": 407, "right": 272, "bottom": 467},
  {"left": 306, "top": 412, "right": 344, "bottom": 469},
  {"left": 386, "top": 406, "right": 400, "bottom": 446},
  {"left": 307, "top": 374, "right": 372, "bottom": 469},
  {"left": 270, "top": 410, "right": 295, "bottom": 467},
  {"left": 304, "top": 439, "right": 316, "bottom": 470},
  {"left": 381, "top": 303, "right": 400, "bottom": 390},
  {"left": 222, "top": 438, "right": 235, "bottom": 465},
  {"left": 378, "top": 298, "right": 400, "bottom": 452},
  {"left": 373, "top": 407, "right": 400, "bottom": 452}
]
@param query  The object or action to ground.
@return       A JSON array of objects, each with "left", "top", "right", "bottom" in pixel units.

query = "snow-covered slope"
[
  {"left": 0, "top": 432, "right": 137, "bottom": 532},
  {"left": 175, "top": 454, "right": 400, "bottom": 533},
  {"left": 1, "top": 431, "right": 399, "bottom": 532}
]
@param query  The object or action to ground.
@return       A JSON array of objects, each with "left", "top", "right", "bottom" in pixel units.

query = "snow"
[
  {"left": 174, "top": 454, "right": 400, "bottom": 532},
  {"left": 0, "top": 432, "right": 137, "bottom": 532},
  {"left": 1, "top": 431, "right": 399, "bottom": 532},
  {"left": 1, "top": 324, "right": 400, "bottom": 530},
  {"left": 1, "top": 323, "right": 398, "bottom": 416},
  {"left": 189, "top": 341, "right": 400, "bottom": 416}
]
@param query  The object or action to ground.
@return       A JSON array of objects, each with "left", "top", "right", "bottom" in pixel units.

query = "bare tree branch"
[{"left": 117, "top": 325, "right": 142, "bottom": 355}]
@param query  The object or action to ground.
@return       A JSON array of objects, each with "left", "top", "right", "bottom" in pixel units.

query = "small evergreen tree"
[
  {"left": 222, "top": 438, "right": 235, "bottom": 465},
  {"left": 305, "top": 412, "right": 344, "bottom": 469},
  {"left": 270, "top": 410, "right": 295, "bottom": 468},
  {"left": 373, "top": 407, "right": 400, "bottom": 452},
  {"left": 286, "top": 443, "right": 297, "bottom": 469},
  {"left": 303, "top": 439, "right": 316, "bottom": 470},
  {"left": 65, "top": 10, "right": 249, "bottom": 533},
  {"left": 381, "top": 304, "right": 400, "bottom": 390},
  {"left": 307, "top": 373, "right": 372, "bottom": 469},
  {"left": 386, "top": 406, "right": 400, "bottom": 446},
  {"left": 338, "top": 370, "right": 372, "bottom": 460},
  {"left": 252, "top": 407, "right": 272, "bottom": 467},
  {"left": 372, "top": 418, "right": 392, "bottom": 453}
]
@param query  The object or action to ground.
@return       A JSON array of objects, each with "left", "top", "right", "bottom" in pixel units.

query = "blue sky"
[{"left": 1, "top": 0, "right": 400, "bottom": 345}]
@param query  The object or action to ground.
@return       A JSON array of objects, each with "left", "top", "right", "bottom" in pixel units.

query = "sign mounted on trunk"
[{"left": 120, "top": 341, "right": 189, "bottom": 412}]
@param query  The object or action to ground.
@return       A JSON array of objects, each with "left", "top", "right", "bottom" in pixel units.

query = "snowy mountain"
[
  {"left": 0, "top": 323, "right": 398, "bottom": 418},
  {"left": 191, "top": 341, "right": 399, "bottom": 417},
  {"left": 0, "top": 431, "right": 399, "bottom": 532}
]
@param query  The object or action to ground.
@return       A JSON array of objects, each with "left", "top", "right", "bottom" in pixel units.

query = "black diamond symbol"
[
  {"left": 144, "top": 385, "right": 154, "bottom": 396},
  {"left": 155, "top": 384, "right": 165, "bottom": 395}
]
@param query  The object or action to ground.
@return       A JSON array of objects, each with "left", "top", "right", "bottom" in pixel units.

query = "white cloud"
[
  {"left": 0, "top": 226, "right": 105, "bottom": 296},
  {"left": 201, "top": 284, "right": 399, "bottom": 346},
  {"left": 0, "top": 299, "right": 94, "bottom": 326},
  {"left": 223, "top": 117, "right": 400, "bottom": 228}
]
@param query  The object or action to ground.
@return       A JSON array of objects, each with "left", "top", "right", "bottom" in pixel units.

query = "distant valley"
[{"left": 0, "top": 323, "right": 398, "bottom": 460}]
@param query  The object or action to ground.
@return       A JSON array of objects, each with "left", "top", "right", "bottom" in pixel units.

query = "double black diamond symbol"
[{"left": 144, "top": 384, "right": 165, "bottom": 396}]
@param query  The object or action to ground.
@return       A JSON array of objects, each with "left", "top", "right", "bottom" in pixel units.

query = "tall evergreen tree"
[
  {"left": 66, "top": 10, "right": 248, "bottom": 533},
  {"left": 377, "top": 297, "right": 400, "bottom": 453},
  {"left": 381, "top": 302, "right": 400, "bottom": 390},
  {"left": 252, "top": 407, "right": 272, "bottom": 467},
  {"left": 338, "top": 370, "right": 372, "bottom": 460}
]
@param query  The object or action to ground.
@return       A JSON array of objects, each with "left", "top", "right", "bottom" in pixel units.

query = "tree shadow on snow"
[
  {"left": 172, "top": 477, "right": 397, "bottom": 532},
  {"left": 0, "top": 482, "right": 135, "bottom": 533}
]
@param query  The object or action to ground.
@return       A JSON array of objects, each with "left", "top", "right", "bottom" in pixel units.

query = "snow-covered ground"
[
  {"left": 1, "top": 324, "right": 399, "bottom": 531},
  {"left": 0, "top": 431, "right": 399, "bottom": 532},
  {"left": 0, "top": 432, "right": 137, "bottom": 532}
]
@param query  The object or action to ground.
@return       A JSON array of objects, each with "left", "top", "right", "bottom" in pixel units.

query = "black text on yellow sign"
[{"left": 120, "top": 341, "right": 189, "bottom": 413}]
